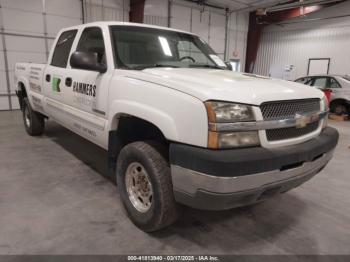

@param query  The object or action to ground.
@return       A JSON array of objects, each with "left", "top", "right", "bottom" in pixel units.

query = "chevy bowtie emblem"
[
  {"left": 295, "top": 113, "right": 319, "bottom": 129},
  {"left": 295, "top": 114, "right": 308, "bottom": 129}
]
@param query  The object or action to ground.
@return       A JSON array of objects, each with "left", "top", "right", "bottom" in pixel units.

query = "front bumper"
[{"left": 169, "top": 127, "right": 339, "bottom": 210}]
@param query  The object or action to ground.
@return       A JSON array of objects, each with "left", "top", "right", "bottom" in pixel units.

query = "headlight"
[
  {"left": 205, "top": 101, "right": 259, "bottom": 149},
  {"left": 205, "top": 101, "right": 255, "bottom": 122}
]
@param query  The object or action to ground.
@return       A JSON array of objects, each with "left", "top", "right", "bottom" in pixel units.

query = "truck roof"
[{"left": 60, "top": 21, "right": 195, "bottom": 36}]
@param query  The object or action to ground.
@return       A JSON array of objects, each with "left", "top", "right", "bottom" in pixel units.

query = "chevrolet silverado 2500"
[{"left": 15, "top": 22, "right": 339, "bottom": 232}]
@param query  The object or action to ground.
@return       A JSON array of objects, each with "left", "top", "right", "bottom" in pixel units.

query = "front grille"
[
  {"left": 260, "top": 99, "right": 320, "bottom": 141},
  {"left": 266, "top": 121, "right": 319, "bottom": 141},
  {"left": 261, "top": 99, "right": 320, "bottom": 120}
]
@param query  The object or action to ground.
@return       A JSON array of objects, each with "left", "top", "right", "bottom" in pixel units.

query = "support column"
[
  {"left": 167, "top": 0, "right": 172, "bottom": 27},
  {"left": 129, "top": 0, "right": 145, "bottom": 23},
  {"left": 244, "top": 12, "right": 264, "bottom": 73},
  {"left": 224, "top": 8, "right": 229, "bottom": 61}
]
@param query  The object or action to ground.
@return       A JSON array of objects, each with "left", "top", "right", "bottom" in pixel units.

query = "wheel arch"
[
  {"left": 16, "top": 78, "right": 30, "bottom": 110},
  {"left": 330, "top": 98, "right": 350, "bottom": 112},
  {"left": 107, "top": 110, "right": 174, "bottom": 175}
]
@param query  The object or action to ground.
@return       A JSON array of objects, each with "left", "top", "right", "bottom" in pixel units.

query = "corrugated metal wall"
[
  {"left": 254, "top": 1, "right": 350, "bottom": 80},
  {"left": 83, "top": 0, "right": 129, "bottom": 22}
]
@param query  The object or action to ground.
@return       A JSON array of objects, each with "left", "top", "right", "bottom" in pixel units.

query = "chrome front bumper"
[
  {"left": 169, "top": 126, "right": 338, "bottom": 210},
  {"left": 171, "top": 150, "right": 333, "bottom": 196}
]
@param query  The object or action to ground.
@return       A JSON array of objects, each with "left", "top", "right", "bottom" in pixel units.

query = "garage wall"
[
  {"left": 83, "top": 0, "right": 129, "bottom": 23},
  {"left": 254, "top": 1, "right": 350, "bottom": 80},
  {"left": 0, "top": 0, "right": 129, "bottom": 111},
  {"left": 144, "top": 0, "right": 249, "bottom": 64},
  {"left": 227, "top": 11, "right": 249, "bottom": 71},
  {"left": 0, "top": 0, "right": 82, "bottom": 110}
]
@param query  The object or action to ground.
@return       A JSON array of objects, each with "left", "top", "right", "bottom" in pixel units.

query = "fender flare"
[
  {"left": 16, "top": 77, "right": 34, "bottom": 106},
  {"left": 108, "top": 99, "right": 179, "bottom": 142}
]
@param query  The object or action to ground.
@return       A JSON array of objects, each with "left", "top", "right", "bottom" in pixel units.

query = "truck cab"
[{"left": 15, "top": 22, "right": 339, "bottom": 232}]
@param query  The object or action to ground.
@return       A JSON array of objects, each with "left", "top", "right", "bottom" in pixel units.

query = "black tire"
[
  {"left": 22, "top": 98, "right": 45, "bottom": 136},
  {"left": 116, "top": 141, "right": 179, "bottom": 232},
  {"left": 333, "top": 104, "right": 348, "bottom": 115}
]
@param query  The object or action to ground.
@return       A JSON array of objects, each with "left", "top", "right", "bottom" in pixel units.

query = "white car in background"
[{"left": 295, "top": 75, "right": 350, "bottom": 115}]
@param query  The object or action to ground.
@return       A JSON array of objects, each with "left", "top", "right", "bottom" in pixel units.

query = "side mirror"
[
  {"left": 70, "top": 51, "right": 107, "bottom": 73},
  {"left": 225, "top": 61, "right": 233, "bottom": 71}
]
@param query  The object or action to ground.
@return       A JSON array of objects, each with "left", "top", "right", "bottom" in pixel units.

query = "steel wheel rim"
[
  {"left": 24, "top": 106, "right": 31, "bottom": 128},
  {"left": 125, "top": 162, "right": 153, "bottom": 213}
]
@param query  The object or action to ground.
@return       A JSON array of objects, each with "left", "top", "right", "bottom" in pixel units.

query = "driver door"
[{"left": 63, "top": 26, "right": 112, "bottom": 147}]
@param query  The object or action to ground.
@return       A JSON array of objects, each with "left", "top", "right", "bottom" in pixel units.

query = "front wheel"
[
  {"left": 22, "top": 98, "right": 45, "bottom": 136},
  {"left": 116, "top": 141, "right": 179, "bottom": 232}
]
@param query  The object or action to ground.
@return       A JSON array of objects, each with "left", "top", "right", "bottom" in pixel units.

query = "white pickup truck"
[{"left": 15, "top": 22, "right": 338, "bottom": 232}]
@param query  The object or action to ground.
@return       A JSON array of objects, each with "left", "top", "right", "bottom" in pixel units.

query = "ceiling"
[{"left": 202, "top": 0, "right": 295, "bottom": 11}]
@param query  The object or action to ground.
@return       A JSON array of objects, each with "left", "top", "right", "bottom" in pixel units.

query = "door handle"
[
  {"left": 65, "top": 77, "right": 72, "bottom": 87},
  {"left": 45, "top": 74, "right": 51, "bottom": 82}
]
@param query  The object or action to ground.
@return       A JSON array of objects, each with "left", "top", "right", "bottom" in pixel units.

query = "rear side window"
[
  {"left": 312, "top": 77, "right": 328, "bottom": 88},
  {"left": 329, "top": 78, "right": 341, "bottom": 88},
  {"left": 51, "top": 30, "right": 77, "bottom": 68}
]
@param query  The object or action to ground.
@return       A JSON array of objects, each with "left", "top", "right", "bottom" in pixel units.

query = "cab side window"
[
  {"left": 51, "top": 30, "right": 77, "bottom": 68},
  {"left": 76, "top": 27, "right": 106, "bottom": 65}
]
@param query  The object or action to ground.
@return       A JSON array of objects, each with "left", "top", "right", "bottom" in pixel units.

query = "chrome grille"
[
  {"left": 260, "top": 99, "right": 320, "bottom": 141},
  {"left": 266, "top": 122, "right": 319, "bottom": 141},
  {"left": 261, "top": 99, "right": 320, "bottom": 120}
]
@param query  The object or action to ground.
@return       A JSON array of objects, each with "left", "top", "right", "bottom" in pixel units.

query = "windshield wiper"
[
  {"left": 189, "top": 64, "right": 225, "bottom": 70},
  {"left": 133, "top": 64, "right": 180, "bottom": 70}
]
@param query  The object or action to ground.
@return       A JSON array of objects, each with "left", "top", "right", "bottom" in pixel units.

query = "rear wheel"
[
  {"left": 117, "top": 141, "right": 179, "bottom": 232},
  {"left": 333, "top": 104, "right": 348, "bottom": 115},
  {"left": 332, "top": 104, "right": 348, "bottom": 115},
  {"left": 22, "top": 98, "right": 45, "bottom": 136}
]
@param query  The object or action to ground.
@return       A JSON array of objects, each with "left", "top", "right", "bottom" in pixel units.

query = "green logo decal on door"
[{"left": 52, "top": 77, "right": 61, "bottom": 92}]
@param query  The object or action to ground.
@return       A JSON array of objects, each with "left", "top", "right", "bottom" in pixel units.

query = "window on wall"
[
  {"left": 307, "top": 58, "right": 330, "bottom": 76},
  {"left": 76, "top": 27, "right": 106, "bottom": 65},
  {"left": 51, "top": 30, "right": 77, "bottom": 68}
]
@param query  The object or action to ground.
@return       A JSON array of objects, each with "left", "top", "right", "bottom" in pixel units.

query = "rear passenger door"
[{"left": 328, "top": 77, "right": 343, "bottom": 100}]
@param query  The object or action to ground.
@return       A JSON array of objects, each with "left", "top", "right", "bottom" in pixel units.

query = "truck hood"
[{"left": 124, "top": 68, "right": 324, "bottom": 105}]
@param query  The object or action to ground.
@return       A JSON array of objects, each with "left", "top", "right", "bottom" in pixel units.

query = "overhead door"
[{"left": 0, "top": 0, "right": 82, "bottom": 110}]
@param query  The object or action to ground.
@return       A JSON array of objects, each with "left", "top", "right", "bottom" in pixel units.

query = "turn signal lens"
[{"left": 208, "top": 131, "right": 260, "bottom": 149}]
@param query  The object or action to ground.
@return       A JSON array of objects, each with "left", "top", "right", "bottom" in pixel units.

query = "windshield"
[
  {"left": 110, "top": 26, "right": 227, "bottom": 70},
  {"left": 341, "top": 75, "right": 350, "bottom": 81}
]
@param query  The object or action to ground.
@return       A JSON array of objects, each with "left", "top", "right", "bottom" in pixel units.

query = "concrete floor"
[{"left": 0, "top": 110, "right": 349, "bottom": 255}]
